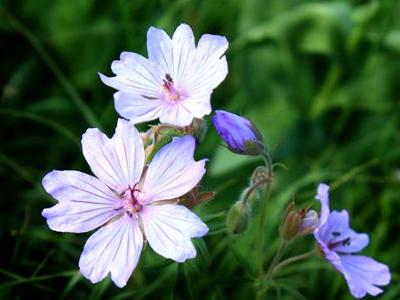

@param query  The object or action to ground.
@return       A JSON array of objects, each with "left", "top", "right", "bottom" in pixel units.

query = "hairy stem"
[
  {"left": 256, "top": 240, "right": 287, "bottom": 300},
  {"left": 269, "top": 249, "right": 314, "bottom": 279},
  {"left": 265, "top": 240, "right": 288, "bottom": 281},
  {"left": 255, "top": 151, "right": 273, "bottom": 299},
  {"left": 242, "top": 177, "right": 269, "bottom": 205}
]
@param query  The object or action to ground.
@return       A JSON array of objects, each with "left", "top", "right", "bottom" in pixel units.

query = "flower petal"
[
  {"left": 159, "top": 102, "right": 202, "bottom": 127},
  {"left": 315, "top": 183, "right": 330, "bottom": 227},
  {"left": 183, "top": 94, "right": 212, "bottom": 118},
  {"left": 81, "top": 119, "right": 144, "bottom": 193},
  {"left": 147, "top": 26, "right": 173, "bottom": 77},
  {"left": 171, "top": 24, "right": 195, "bottom": 83},
  {"left": 99, "top": 52, "right": 162, "bottom": 99},
  {"left": 184, "top": 34, "right": 228, "bottom": 94},
  {"left": 114, "top": 92, "right": 165, "bottom": 124},
  {"left": 141, "top": 136, "right": 206, "bottom": 203},
  {"left": 42, "top": 170, "right": 122, "bottom": 233},
  {"left": 141, "top": 204, "right": 208, "bottom": 262},
  {"left": 160, "top": 93, "right": 213, "bottom": 126},
  {"left": 316, "top": 210, "right": 369, "bottom": 253},
  {"left": 79, "top": 215, "right": 143, "bottom": 288},
  {"left": 340, "top": 255, "right": 391, "bottom": 298}
]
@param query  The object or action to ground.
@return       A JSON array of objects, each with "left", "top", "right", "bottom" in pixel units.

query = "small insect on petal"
[{"left": 99, "top": 24, "right": 229, "bottom": 126}]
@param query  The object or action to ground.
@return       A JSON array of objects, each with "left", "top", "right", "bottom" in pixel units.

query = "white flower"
[
  {"left": 100, "top": 24, "right": 228, "bottom": 126},
  {"left": 42, "top": 119, "right": 208, "bottom": 287}
]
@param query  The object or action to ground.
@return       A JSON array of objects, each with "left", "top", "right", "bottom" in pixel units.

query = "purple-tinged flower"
[
  {"left": 42, "top": 119, "right": 208, "bottom": 288},
  {"left": 99, "top": 24, "right": 228, "bottom": 127},
  {"left": 213, "top": 110, "right": 264, "bottom": 155},
  {"left": 314, "top": 184, "right": 390, "bottom": 298},
  {"left": 280, "top": 202, "right": 319, "bottom": 241}
]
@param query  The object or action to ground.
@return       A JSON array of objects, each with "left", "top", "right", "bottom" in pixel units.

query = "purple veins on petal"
[
  {"left": 313, "top": 183, "right": 391, "bottom": 298},
  {"left": 42, "top": 119, "right": 209, "bottom": 288}
]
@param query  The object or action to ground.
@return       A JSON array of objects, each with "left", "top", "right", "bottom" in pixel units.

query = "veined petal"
[
  {"left": 184, "top": 34, "right": 228, "bottom": 94},
  {"left": 315, "top": 183, "right": 330, "bottom": 227},
  {"left": 141, "top": 136, "right": 206, "bottom": 203},
  {"left": 99, "top": 52, "right": 162, "bottom": 99},
  {"left": 171, "top": 24, "right": 195, "bottom": 83},
  {"left": 340, "top": 255, "right": 391, "bottom": 298},
  {"left": 42, "top": 170, "right": 122, "bottom": 233},
  {"left": 317, "top": 210, "right": 369, "bottom": 253},
  {"left": 147, "top": 26, "right": 173, "bottom": 76},
  {"left": 159, "top": 94, "right": 212, "bottom": 126},
  {"left": 159, "top": 102, "right": 201, "bottom": 127},
  {"left": 79, "top": 215, "right": 143, "bottom": 288},
  {"left": 81, "top": 119, "right": 144, "bottom": 193},
  {"left": 114, "top": 92, "right": 165, "bottom": 124},
  {"left": 141, "top": 204, "right": 208, "bottom": 262},
  {"left": 183, "top": 94, "right": 212, "bottom": 118}
]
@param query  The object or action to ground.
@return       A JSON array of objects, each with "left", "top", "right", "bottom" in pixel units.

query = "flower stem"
[
  {"left": 242, "top": 177, "right": 269, "bottom": 205},
  {"left": 256, "top": 248, "right": 314, "bottom": 298},
  {"left": 255, "top": 239, "right": 287, "bottom": 300},
  {"left": 265, "top": 240, "right": 288, "bottom": 281},
  {"left": 255, "top": 151, "right": 273, "bottom": 299},
  {"left": 269, "top": 249, "right": 314, "bottom": 279}
]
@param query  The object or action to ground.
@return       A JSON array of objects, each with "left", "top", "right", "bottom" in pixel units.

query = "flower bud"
[
  {"left": 298, "top": 210, "right": 319, "bottom": 235},
  {"left": 179, "top": 185, "right": 215, "bottom": 208},
  {"left": 213, "top": 110, "right": 264, "bottom": 156},
  {"left": 226, "top": 200, "right": 250, "bottom": 234},
  {"left": 280, "top": 202, "right": 319, "bottom": 241}
]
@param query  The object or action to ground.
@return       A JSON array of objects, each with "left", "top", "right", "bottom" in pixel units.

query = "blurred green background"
[{"left": 1, "top": 0, "right": 399, "bottom": 299}]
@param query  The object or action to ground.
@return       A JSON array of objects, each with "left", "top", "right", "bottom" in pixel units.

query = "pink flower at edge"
[
  {"left": 41, "top": 119, "right": 208, "bottom": 287},
  {"left": 314, "top": 184, "right": 391, "bottom": 298},
  {"left": 99, "top": 24, "right": 228, "bottom": 127}
]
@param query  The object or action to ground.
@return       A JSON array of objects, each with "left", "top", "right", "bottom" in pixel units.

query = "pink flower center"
[
  {"left": 122, "top": 185, "right": 143, "bottom": 217},
  {"left": 161, "top": 74, "right": 184, "bottom": 103}
]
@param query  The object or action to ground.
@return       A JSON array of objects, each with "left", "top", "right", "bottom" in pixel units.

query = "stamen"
[
  {"left": 328, "top": 237, "right": 351, "bottom": 250},
  {"left": 121, "top": 183, "right": 144, "bottom": 216},
  {"left": 161, "top": 74, "right": 181, "bottom": 102}
]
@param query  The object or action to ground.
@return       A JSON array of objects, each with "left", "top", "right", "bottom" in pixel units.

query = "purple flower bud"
[{"left": 213, "top": 110, "right": 264, "bottom": 156}]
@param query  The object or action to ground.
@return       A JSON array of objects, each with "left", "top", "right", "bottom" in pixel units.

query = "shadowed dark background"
[{"left": 0, "top": 0, "right": 399, "bottom": 299}]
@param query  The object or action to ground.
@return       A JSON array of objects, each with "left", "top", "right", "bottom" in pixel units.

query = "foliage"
[{"left": 1, "top": 0, "right": 399, "bottom": 299}]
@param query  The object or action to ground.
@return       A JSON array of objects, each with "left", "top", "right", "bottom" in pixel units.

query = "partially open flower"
[
  {"left": 213, "top": 110, "right": 264, "bottom": 156},
  {"left": 280, "top": 202, "right": 319, "bottom": 241}
]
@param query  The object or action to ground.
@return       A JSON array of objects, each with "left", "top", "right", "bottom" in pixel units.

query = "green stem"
[
  {"left": 269, "top": 249, "right": 314, "bottom": 279},
  {"left": 255, "top": 151, "right": 273, "bottom": 299},
  {"left": 256, "top": 240, "right": 287, "bottom": 300},
  {"left": 242, "top": 177, "right": 269, "bottom": 205},
  {"left": 265, "top": 240, "right": 287, "bottom": 281}
]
